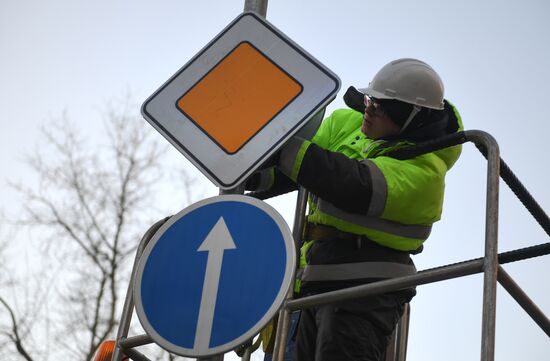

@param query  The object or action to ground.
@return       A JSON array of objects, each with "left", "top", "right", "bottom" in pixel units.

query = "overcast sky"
[{"left": 1, "top": 1, "right": 549, "bottom": 360}]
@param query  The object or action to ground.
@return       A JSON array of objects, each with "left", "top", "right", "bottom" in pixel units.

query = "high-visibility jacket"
[{"left": 277, "top": 100, "right": 463, "bottom": 294}]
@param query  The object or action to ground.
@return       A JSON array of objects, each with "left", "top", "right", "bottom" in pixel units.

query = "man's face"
[{"left": 361, "top": 96, "right": 401, "bottom": 139}]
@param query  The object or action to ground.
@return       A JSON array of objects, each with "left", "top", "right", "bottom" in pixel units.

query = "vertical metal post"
[
  {"left": 291, "top": 187, "right": 309, "bottom": 267},
  {"left": 466, "top": 131, "right": 500, "bottom": 361},
  {"left": 384, "top": 303, "right": 409, "bottom": 361},
  {"left": 243, "top": 0, "right": 268, "bottom": 17},
  {"left": 272, "top": 187, "right": 309, "bottom": 361},
  {"left": 219, "top": 183, "right": 246, "bottom": 196},
  {"left": 113, "top": 218, "right": 169, "bottom": 361},
  {"left": 394, "top": 303, "right": 411, "bottom": 361}
]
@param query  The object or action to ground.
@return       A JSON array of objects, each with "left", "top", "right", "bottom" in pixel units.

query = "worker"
[{"left": 250, "top": 58, "right": 463, "bottom": 361}]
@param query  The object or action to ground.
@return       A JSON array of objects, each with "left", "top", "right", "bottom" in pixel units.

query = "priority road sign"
[
  {"left": 142, "top": 12, "right": 340, "bottom": 189},
  {"left": 133, "top": 195, "right": 296, "bottom": 357}
]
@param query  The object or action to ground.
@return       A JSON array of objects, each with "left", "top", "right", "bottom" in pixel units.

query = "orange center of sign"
[{"left": 177, "top": 42, "right": 302, "bottom": 154}]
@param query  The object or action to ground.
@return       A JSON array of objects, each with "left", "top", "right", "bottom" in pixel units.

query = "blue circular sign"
[{"left": 134, "top": 195, "right": 295, "bottom": 357}]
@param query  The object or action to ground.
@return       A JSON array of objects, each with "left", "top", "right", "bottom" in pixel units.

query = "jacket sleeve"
[
  {"left": 246, "top": 111, "right": 337, "bottom": 197},
  {"left": 278, "top": 137, "right": 374, "bottom": 214}
]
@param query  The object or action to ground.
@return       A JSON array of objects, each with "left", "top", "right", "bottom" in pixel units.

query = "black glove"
[{"left": 244, "top": 151, "right": 281, "bottom": 191}]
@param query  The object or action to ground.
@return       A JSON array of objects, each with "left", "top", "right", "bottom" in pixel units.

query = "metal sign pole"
[
  {"left": 215, "top": 0, "right": 268, "bottom": 199},
  {"left": 199, "top": 3, "right": 270, "bottom": 360},
  {"left": 244, "top": 0, "right": 268, "bottom": 16}
]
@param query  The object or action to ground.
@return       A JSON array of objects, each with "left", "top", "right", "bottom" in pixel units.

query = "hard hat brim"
[
  {"left": 358, "top": 87, "right": 393, "bottom": 101},
  {"left": 358, "top": 86, "right": 444, "bottom": 110}
]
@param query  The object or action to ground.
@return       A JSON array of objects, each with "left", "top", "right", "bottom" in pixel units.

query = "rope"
[
  {"left": 474, "top": 144, "right": 550, "bottom": 237},
  {"left": 419, "top": 242, "right": 550, "bottom": 275},
  {"left": 386, "top": 131, "right": 468, "bottom": 160},
  {"left": 388, "top": 131, "right": 550, "bottom": 237},
  {"left": 498, "top": 242, "right": 550, "bottom": 264}
]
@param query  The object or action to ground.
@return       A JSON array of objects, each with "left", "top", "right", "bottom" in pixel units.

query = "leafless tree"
[
  {"left": 6, "top": 100, "right": 203, "bottom": 361},
  {"left": 0, "top": 220, "right": 52, "bottom": 361}
]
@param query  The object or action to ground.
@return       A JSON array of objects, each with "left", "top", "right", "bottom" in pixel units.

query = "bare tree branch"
[
  {"left": 0, "top": 296, "right": 34, "bottom": 361},
  {"left": 4, "top": 97, "right": 205, "bottom": 361}
]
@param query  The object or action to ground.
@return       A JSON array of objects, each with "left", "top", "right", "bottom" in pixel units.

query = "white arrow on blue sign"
[{"left": 133, "top": 195, "right": 296, "bottom": 357}]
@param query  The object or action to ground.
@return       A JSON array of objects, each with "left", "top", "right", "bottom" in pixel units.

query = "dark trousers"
[{"left": 294, "top": 293, "right": 407, "bottom": 361}]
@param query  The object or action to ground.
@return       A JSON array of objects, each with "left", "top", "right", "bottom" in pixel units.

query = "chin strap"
[{"left": 399, "top": 105, "right": 422, "bottom": 134}]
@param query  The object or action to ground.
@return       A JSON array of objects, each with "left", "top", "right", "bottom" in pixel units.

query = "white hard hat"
[{"left": 360, "top": 58, "right": 445, "bottom": 110}]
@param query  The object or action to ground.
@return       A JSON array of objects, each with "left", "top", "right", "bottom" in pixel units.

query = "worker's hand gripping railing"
[{"left": 266, "top": 130, "right": 549, "bottom": 361}]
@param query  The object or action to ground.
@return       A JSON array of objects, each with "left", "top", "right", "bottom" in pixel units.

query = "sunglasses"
[{"left": 364, "top": 95, "right": 385, "bottom": 117}]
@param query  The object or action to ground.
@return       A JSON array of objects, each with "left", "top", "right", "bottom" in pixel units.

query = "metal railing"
[
  {"left": 268, "top": 129, "right": 550, "bottom": 361},
  {"left": 110, "top": 129, "right": 549, "bottom": 361}
]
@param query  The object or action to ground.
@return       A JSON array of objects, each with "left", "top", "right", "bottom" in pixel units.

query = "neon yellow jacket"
[{"left": 277, "top": 101, "right": 463, "bottom": 292}]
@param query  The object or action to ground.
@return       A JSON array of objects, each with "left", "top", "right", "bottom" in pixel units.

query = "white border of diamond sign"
[{"left": 141, "top": 12, "right": 340, "bottom": 189}]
